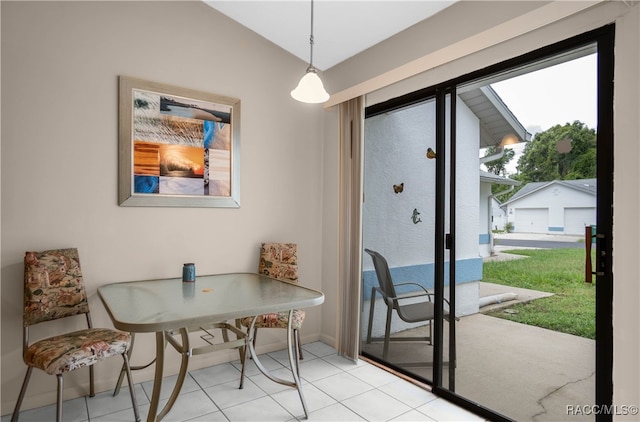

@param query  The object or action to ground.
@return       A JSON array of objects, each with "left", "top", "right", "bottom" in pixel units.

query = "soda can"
[{"left": 182, "top": 263, "right": 196, "bottom": 282}]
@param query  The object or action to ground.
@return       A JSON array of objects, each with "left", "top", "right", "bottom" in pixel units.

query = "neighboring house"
[
  {"left": 479, "top": 170, "right": 521, "bottom": 257},
  {"left": 502, "top": 178, "right": 596, "bottom": 235}
]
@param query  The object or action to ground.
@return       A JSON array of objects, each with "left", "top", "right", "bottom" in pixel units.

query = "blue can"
[{"left": 182, "top": 263, "right": 196, "bottom": 282}]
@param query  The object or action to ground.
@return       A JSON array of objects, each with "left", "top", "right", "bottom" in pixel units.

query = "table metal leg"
[
  {"left": 286, "top": 310, "right": 308, "bottom": 418},
  {"left": 157, "top": 328, "right": 190, "bottom": 421},
  {"left": 158, "top": 324, "right": 246, "bottom": 420},
  {"left": 247, "top": 310, "right": 309, "bottom": 419},
  {"left": 147, "top": 331, "right": 166, "bottom": 422},
  {"left": 146, "top": 329, "right": 192, "bottom": 422}
]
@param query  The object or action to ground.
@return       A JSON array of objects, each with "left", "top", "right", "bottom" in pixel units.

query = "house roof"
[
  {"left": 459, "top": 85, "right": 532, "bottom": 148},
  {"left": 502, "top": 178, "right": 597, "bottom": 206}
]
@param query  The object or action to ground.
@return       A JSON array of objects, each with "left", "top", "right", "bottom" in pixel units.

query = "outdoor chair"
[
  {"left": 237, "top": 243, "right": 306, "bottom": 365},
  {"left": 12, "top": 248, "right": 140, "bottom": 422},
  {"left": 364, "top": 248, "right": 454, "bottom": 361}
]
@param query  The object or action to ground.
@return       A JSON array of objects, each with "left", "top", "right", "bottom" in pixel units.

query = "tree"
[
  {"left": 483, "top": 146, "right": 516, "bottom": 176},
  {"left": 516, "top": 121, "right": 596, "bottom": 183},
  {"left": 485, "top": 121, "right": 596, "bottom": 202}
]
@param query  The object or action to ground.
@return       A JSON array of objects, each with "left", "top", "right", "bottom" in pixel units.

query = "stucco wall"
[
  {"left": 1, "top": 1, "right": 326, "bottom": 413},
  {"left": 362, "top": 98, "right": 480, "bottom": 267},
  {"left": 479, "top": 183, "right": 494, "bottom": 256}
]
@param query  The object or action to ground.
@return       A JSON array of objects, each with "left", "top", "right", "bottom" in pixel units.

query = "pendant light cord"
[
  {"left": 290, "top": 0, "right": 329, "bottom": 103},
  {"left": 309, "top": 0, "right": 315, "bottom": 69}
]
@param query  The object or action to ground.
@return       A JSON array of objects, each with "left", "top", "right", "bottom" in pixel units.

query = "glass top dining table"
[{"left": 99, "top": 272, "right": 325, "bottom": 422}]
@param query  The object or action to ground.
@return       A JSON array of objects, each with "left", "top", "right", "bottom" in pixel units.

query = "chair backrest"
[
  {"left": 23, "top": 248, "right": 89, "bottom": 327},
  {"left": 259, "top": 243, "right": 298, "bottom": 283},
  {"left": 364, "top": 249, "right": 398, "bottom": 301}
]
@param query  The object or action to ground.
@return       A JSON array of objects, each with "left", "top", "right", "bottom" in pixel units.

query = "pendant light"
[{"left": 291, "top": 0, "right": 330, "bottom": 103}]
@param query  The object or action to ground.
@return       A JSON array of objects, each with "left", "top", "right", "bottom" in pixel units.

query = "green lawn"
[{"left": 482, "top": 248, "right": 596, "bottom": 339}]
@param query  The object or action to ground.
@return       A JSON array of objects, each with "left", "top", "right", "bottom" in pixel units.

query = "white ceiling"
[{"left": 204, "top": 1, "right": 458, "bottom": 71}]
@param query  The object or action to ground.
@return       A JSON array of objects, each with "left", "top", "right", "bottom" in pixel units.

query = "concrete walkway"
[
  {"left": 494, "top": 232, "right": 584, "bottom": 243},
  {"left": 452, "top": 314, "right": 595, "bottom": 422},
  {"left": 472, "top": 237, "right": 594, "bottom": 420}
]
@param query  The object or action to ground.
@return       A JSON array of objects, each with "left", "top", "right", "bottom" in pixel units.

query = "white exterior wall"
[
  {"left": 492, "top": 197, "right": 508, "bottom": 232},
  {"left": 454, "top": 99, "right": 482, "bottom": 262},
  {"left": 363, "top": 98, "right": 480, "bottom": 268},
  {"left": 363, "top": 101, "right": 437, "bottom": 266},
  {"left": 479, "top": 187, "right": 508, "bottom": 257},
  {"left": 479, "top": 182, "right": 492, "bottom": 257}
]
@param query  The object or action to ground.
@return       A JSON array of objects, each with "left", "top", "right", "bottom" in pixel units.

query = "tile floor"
[{"left": 4, "top": 342, "right": 484, "bottom": 422}]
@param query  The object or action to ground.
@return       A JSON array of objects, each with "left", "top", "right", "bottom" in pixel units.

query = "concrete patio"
[{"left": 361, "top": 282, "right": 595, "bottom": 421}]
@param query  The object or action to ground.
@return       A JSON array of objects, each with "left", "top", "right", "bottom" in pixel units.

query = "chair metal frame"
[{"left": 365, "top": 248, "right": 454, "bottom": 362}]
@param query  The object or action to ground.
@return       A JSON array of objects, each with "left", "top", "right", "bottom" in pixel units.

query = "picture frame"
[{"left": 118, "top": 76, "right": 240, "bottom": 207}]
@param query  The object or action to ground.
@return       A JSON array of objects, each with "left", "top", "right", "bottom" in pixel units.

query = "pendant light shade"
[
  {"left": 291, "top": 0, "right": 329, "bottom": 103},
  {"left": 291, "top": 66, "right": 329, "bottom": 103}
]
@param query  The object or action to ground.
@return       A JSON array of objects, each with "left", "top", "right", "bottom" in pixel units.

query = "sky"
[{"left": 488, "top": 53, "right": 597, "bottom": 174}]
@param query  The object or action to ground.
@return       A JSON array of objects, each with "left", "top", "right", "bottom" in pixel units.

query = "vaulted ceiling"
[{"left": 204, "top": 1, "right": 458, "bottom": 70}]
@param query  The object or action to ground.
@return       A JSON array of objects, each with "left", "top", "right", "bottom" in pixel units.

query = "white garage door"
[
  {"left": 564, "top": 207, "right": 596, "bottom": 235},
  {"left": 515, "top": 208, "right": 548, "bottom": 233}
]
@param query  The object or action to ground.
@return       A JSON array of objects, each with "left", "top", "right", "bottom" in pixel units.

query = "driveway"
[{"left": 494, "top": 232, "right": 586, "bottom": 249}]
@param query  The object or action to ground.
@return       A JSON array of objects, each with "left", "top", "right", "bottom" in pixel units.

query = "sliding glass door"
[{"left": 360, "top": 25, "right": 613, "bottom": 422}]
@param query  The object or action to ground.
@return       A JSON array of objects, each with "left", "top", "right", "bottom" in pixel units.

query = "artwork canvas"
[{"left": 119, "top": 76, "right": 240, "bottom": 207}]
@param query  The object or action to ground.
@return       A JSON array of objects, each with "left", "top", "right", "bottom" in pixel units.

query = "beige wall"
[
  {"left": 322, "top": 0, "right": 640, "bottom": 416},
  {"left": 2, "top": 0, "right": 639, "bottom": 417},
  {"left": 1, "top": 1, "right": 327, "bottom": 412}
]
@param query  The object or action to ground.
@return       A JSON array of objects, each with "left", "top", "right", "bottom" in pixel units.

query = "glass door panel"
[
  {"left": 442, "top": 50, "right": 598, "bottom": 421},
  {"left": 361, "top": 97, "right": 437, "bottom": 383}
]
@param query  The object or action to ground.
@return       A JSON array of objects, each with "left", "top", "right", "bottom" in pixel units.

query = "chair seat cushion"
[
  {"left": 239, "top": 309, "right": 306, "bottom": 330},
  {"left": 25, "top": 328, "right": 131, "bottom": 375}
]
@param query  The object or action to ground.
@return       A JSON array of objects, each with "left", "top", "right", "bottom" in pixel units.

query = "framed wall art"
[{"left": 118, "top": 76, "right": 240, "bottom": 207}]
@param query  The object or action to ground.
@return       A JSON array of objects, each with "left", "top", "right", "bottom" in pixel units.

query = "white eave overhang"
[
  {"left": 459, "top": 85, "right": 532, "bottom": 148},
  {"left": 480, "top": 170, "right": 521, "bottom": 186}
]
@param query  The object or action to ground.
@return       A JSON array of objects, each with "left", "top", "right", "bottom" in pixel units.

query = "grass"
[{"left": 482, "top": 248, "right": 596, "bottom": 339}]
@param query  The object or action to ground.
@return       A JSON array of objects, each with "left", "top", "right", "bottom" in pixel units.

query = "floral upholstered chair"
[
  {"left": 12, "top": 248, "right": 140, "bottom": 422},
  {"left": 238, "top": 243, "right": 306, "bottom": 361}
]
